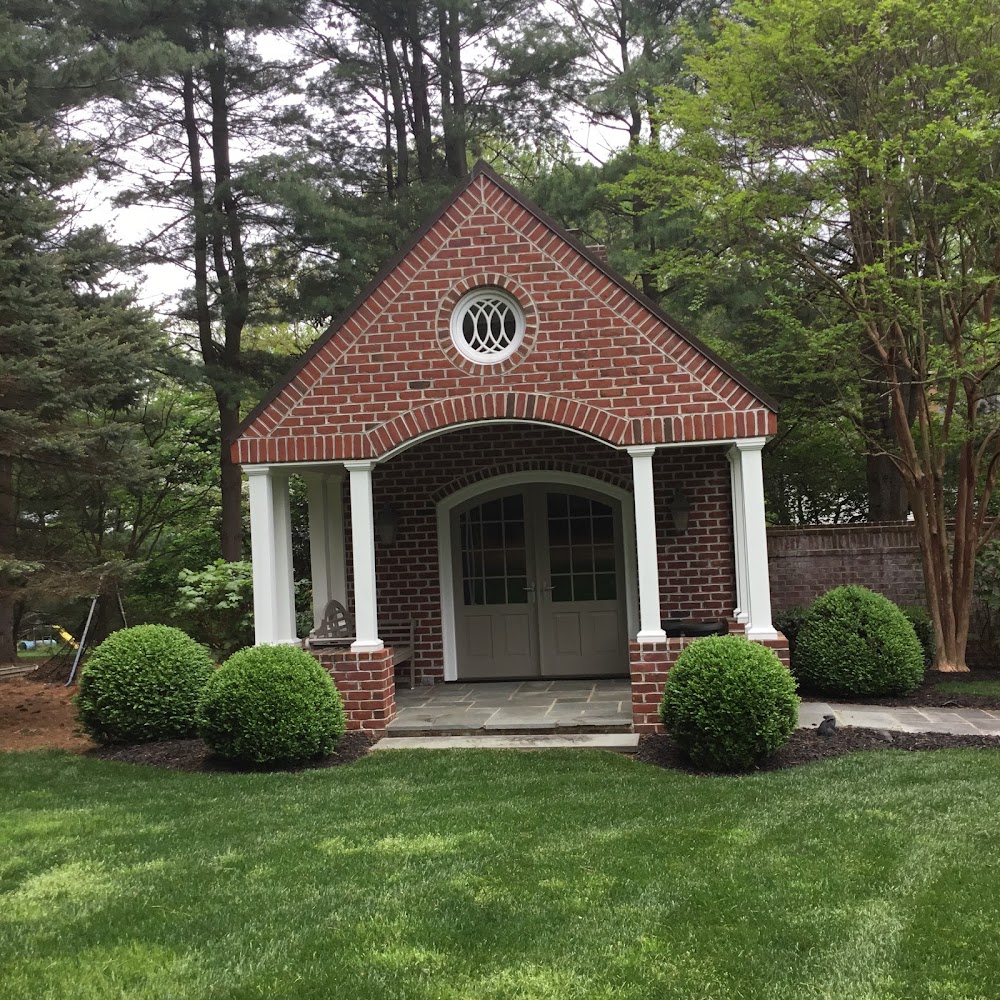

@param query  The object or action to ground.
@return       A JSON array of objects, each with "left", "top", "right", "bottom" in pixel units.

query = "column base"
[
  {"left": 636, "top": 628, "right": 668, "bottom": 643},
  {"left": 310, "top": 646, "right": 396, "bottom": 732},
  {"left": 629, "top": 632, "right": 791, "bottom": 732},
  {"left": 350, "top": 638, "right": 385, "bottom": 652}
]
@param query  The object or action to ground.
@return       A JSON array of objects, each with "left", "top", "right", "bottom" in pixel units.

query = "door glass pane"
[
  {"left": 459, "top": 493, "right": 529, "bottom": 606},
  {"left": 546, "top": 493, "right": 617, "bottom": 603}
]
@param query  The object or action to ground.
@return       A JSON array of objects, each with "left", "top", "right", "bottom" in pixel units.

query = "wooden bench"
[{"left": 305, "top": 599, "right": 417, "bottom": 689}]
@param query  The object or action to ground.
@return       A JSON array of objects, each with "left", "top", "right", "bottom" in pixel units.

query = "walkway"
[
  {"left": 389, "top": 679, "right": 632, "bottom": 734},
  {"left": 800, "top": 701, "right": 1000, "bottom": 736},
  {"left": 390, "top": 680, "right": 1000, "bottom": 737}
]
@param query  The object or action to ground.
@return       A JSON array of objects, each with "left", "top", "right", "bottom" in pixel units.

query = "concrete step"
[
  {"left": 372, "top": 733, "right": 640, "bottom": 752},
  {"left": 385, "top": 721, "right": 634, "bottom": 737}
]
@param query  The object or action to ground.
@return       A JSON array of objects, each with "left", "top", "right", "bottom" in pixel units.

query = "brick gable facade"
[
  {"left": 235, "top": 163, "right": 775, "bottom": 465},
  {"left": 235, "top": 163, "right": 784, "bottom": 733}
]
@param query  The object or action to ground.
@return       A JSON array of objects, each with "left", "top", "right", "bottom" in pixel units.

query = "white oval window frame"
[{"left": 449, "top": 288, "right": 526, "bottom": 365}]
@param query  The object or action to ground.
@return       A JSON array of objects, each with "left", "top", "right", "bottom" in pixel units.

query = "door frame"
[{"left": 437, "top": 471, "right": 639, "bottom": 681}]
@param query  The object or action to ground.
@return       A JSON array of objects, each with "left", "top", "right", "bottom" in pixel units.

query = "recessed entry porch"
[{"left": 388, "top": 678, "right": 633, "bottom": 735}]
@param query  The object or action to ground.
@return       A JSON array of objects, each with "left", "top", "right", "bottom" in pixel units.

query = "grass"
[
  {"left": 2, "top": 749, "right": 1000, "bottom": 1000},
  {"left": 933, "top": 678, "right": 1000, "bottom": 698},
  {"left": 15, "top": 646, "right": 65, "bottom": 661}
]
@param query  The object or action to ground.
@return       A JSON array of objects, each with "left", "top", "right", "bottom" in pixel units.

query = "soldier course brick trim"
[{"left": 233, "top": 161, "right": 777, "bottom": 466}]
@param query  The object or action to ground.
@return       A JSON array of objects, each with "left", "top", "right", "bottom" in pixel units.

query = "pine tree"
[{"left": 0, "top": 84, "right": 161, "bottom": 663}]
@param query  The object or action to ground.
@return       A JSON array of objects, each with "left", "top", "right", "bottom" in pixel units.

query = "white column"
[
  {"left": 345, "top": 460, "right": 382, "bottom": 651},
  {"left": 628, "top": 446, "right": 667, "bottom": 643},
  {"left": 732, "top": 438, "right": 778, "bottom": 640},
  {"left": 727, "top": 445, "right": 750, "bottom": 626},
  {"left": 246, "top": 466, "right": 297, "bottom": 645},
  {"left": 304, "top": 470, "right": 346, "bottom": 626}
]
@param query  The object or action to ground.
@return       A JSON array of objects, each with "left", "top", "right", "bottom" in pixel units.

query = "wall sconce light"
[
  {"left": 375, "top": 503, "right": 398, "bottom": 545},
  {"left": 669, "top": 489, "right": 690, "bottom": 534}
]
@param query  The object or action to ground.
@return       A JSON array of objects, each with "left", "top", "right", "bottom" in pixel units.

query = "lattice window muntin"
[{"left": 450, "top": 288, "right": 525, "bottom": 363}]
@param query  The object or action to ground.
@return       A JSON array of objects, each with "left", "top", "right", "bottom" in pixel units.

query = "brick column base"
[
  {"left": 629, "top": 631, "right": 790, "bottom": 733},
  {"left": 311, "top": 647, "right": 396, "bottom": 732}
]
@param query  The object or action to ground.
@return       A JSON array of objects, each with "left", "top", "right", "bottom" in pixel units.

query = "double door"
[{"left": 453, "top": 486, "right": 628, "bottom": 679}]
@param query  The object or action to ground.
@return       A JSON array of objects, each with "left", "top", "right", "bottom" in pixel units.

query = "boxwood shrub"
[
  {"left": 658, "top": 635, "right": 799, "bottom": 772},
  {"left": 899, "top": 604, "right": 936, "bottom": 667},
  {"left": 773, "top": 606, "right": 809, "bottom": 658},
  {"left": 795, "top": 586, "right": 925, "bottom": 697},
  {"left": 196, "top": 644, "right": 346, "bottom": 764},
  {"left": 76, "top": 625, "right": 216, "bottom": 745}
]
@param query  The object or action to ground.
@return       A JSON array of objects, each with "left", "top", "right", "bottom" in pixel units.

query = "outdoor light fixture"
[
  {"left": 376, "top": 503, "right": 399, "bottom": 545},
  {"left": 669, "top": 489, "right": 690, "bottom": 534}
]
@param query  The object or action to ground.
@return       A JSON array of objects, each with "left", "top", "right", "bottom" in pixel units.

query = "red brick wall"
[
  {"left": 767, "top": 523, "right": 926, "bottom": 610},
  {"left": 336, "top": 425, "right": 736, "bottom": 683},
  {"left": 314, "top": 647, "right": 395, "bottom": 731},
  {"left": 236, "top": 169, "right": 774, "bottom": 465}
]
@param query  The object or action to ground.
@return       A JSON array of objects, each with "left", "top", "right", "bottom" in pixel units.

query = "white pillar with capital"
[
  {"left": 727, "top": 445, "right": 750, "bottom": 627},
  {"left": 729, "top": 437, "right": 778, "bottom": 640},
  {"left": 345, "top": 460, "right": 383, "bottom": 651},
  {"left": 304, "top": 469, "right": 346, "bottom": 627},
  {"left": 246, "top": 465, "right": 298, "bottom": 645},
  {"left": 628, "top": 446, "right": 667, "bottom": 643}
]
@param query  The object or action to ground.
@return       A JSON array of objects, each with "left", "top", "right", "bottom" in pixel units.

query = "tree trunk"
[
  {"left": 219, "top": 400, "right": 244, "bottom": 562},
  {"left": 866, "top": 453, "right": 908, "bottom": 521},
  {"left": 0, "top": 455, "right": 17, "bottom": 664},
  {"left": 403, "top": 6, "right": 434, "bottom": 181},
  {"left": 207, "top": 31, "right": 248, "bottom": 562},
  {"left": 439, "top": 0, "right": 466, "bottom": 179}
]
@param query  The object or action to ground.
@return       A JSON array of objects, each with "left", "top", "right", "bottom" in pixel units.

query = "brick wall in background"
[{"left": 766, "top": 523, "right": 926, "bottom": 610}]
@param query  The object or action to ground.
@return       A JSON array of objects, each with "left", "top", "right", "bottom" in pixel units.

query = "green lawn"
[
  {"left": 934, "top": 678, "right": 1000, "bottom": 698},
  {"left": 2, "top": 749, "right": 1000, "bottom": 1000}
]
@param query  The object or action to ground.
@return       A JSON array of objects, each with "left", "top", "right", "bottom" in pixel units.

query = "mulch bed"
[
  {"left": 800, "top": 668, "right": 1000, "bottom": 710},
  {"left": 86, "top": 731, "right": 378, "bottom": 773},
  {"left": 636, "top": 726, "right": 1000, "bottom": 776}
]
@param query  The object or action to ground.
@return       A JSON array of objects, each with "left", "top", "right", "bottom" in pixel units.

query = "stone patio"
[{"left": 388, "top": 679, "right": 633, "bottom": 735}]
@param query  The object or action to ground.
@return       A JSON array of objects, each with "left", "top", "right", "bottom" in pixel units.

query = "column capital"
[
  {"left": 243, "top": 463, "right": 274, "bottom": 477},
  {"left": 728, "top": 436, "right": 767, "bottom": 457},
  {"left": 627, "top": 445, "right": 657, "bottom": 459},
  {"left": 344, "top": 460, "right": 377, "bottom": 473}
]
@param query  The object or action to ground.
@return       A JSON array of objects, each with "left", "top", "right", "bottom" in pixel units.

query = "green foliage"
[
  {"left": 76, "top": 624, "right": 215, "bottom": 745},
  {"left": 196, "top": 644, "right": 346, "bottom": 764},
  {"left": 773, "top": 606, "right": 809, "bottom": 657},
  {"left": 795, "top": 587, "right": 925, "bottom": 697},
  {"left": 899, "top": 605, "right": 936, "bottom": 667},
  {"left": 175, "top": 560, "right": 254, "bottom": 658},
  {"left": 658, "top": 635, "right": 799, "bottom": 772}
]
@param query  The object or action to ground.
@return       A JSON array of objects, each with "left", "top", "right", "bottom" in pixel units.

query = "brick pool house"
[{"left": 233, "top": 162, "right": 787, "bottom": 733}]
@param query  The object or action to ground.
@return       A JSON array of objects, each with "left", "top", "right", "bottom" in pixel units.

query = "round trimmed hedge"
[
  {"left": 196, "top": 645, "right": 346, "bottom": 764},
  {"left": 76, "top": 625, "right": 216, "bottom": 745},
  {"left": 794, "top": 586, "right": 925, "bottom": 697},
  {"left": 658, "top": 635, "right": 799, "bottom": 772}
]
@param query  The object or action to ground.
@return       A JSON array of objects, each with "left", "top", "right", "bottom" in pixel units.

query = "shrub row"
[
  {"left": 658, "top": 586, "right": 931, "bottom": 773},
  {"left": 77, "top": 627, "right": 345, "bottom": 764}
]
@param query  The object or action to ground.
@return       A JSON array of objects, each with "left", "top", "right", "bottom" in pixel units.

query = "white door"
[{"left": 453, "top": 487, "right": 628, "bottom": 679}]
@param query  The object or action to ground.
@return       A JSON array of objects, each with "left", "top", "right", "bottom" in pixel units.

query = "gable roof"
[{"left": 236, "top": 161, "right": 775, "bottom": 450}]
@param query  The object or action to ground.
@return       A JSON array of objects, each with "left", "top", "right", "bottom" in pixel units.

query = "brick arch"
[
  {"left": 367, "top": 392, "right": 632, "bottom": 458},
  {"left": 429, "top": 460, "right": 632, "bottom": 505}
]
